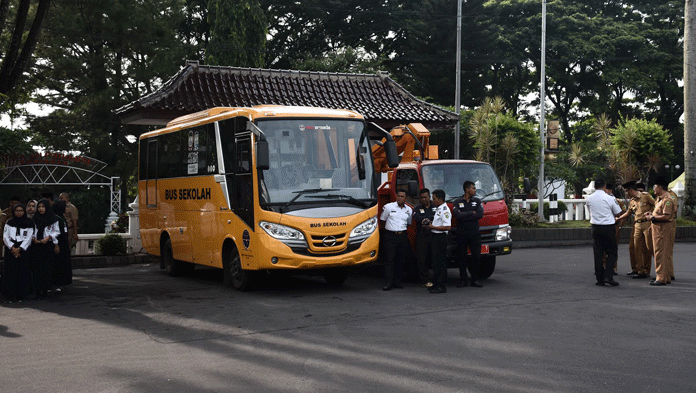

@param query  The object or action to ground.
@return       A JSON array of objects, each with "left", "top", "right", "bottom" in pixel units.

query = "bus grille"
[
  {"left": 310, "top": 233, "right": 348, "bottom": 248},
  {"left": 291, "top": 244, "right": 361, "bottom": 257}
]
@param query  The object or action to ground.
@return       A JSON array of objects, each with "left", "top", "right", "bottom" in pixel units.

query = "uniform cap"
[
  {"left": 635, "top": 182, "right": 646, "bottom": 190},
  {"left": 622, "top": 180, "right": 637, "bottom": 190},
  {"left": 654, "top": 176, "right": 669, "bottom": 188}
]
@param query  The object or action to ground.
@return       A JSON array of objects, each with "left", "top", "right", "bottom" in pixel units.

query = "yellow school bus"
[{"left": 138, "top": 106, "right": 398, "bottom": 290}]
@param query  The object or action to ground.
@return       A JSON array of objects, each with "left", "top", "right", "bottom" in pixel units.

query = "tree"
[
  {"left": 28, "top": 0, "right": 192, "bottom": 211},
  {"left": 0, "top": 0, "right": 51, "bottom": 106},
  {"left": 207, "top": 0, "right": 266, "bottom": 67},
  {"left": 686, "top": 0, "right": 696, "bottom": 207},
  {"left": 467, "top": 97, "right": 540, "bottom": 195}
]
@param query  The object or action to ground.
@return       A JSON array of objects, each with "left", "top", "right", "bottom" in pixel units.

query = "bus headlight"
[
  {"left": 260, "top": 221, "right": 307, "bottom": 247},
  {"left": 496, "top": 225, "right": 511, "bottom": 241},
  {"left": 348, "top": 216, "right": 378, "bottom": 244}
]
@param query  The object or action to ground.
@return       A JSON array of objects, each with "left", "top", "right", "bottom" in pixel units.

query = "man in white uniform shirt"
[
  {"left": 380, "top": 190, "right": 412, "bottom": 291},
  {"left": 426, "top": 189, "right": 451, "bottom": 293},
  {"left": 586, "top": 177, "right": 623, "bottom": 286}
]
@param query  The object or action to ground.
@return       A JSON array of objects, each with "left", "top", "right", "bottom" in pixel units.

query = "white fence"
[{"left": 512, "top": 198, "right": 590, "bottom": 222}]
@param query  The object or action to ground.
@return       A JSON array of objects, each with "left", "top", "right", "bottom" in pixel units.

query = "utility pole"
[
  {"left": 538, "top": 0, "right": 547, "bottom": 221},
  {"left": 454, "top": 0, "right": 463, "bottom": 159},
  {"left": 685, "top": 0, "right": 696, "bottom": 206}
]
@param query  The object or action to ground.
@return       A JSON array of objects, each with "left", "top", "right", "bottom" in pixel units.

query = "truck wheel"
[
  {"left": 223, "top": 247, "right": 253, "bottom": 291},
  {"left": 324, "top": 269, "right": 349, "bottom": 286},
  {"left": 479, "top": 255, "right": 496, "bottom": 279}
]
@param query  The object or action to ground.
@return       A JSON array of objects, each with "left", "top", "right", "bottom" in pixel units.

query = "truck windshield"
[
  {"left": 422, "top": 163, "right": 504, "bottom": 202},
  {"left": 255, "top": 119, "right": 375, "bottom": 211}
]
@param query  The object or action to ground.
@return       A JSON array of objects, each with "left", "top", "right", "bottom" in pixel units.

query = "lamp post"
[{"left": 665, "top": 164, "right": 681, "bottom": 181}]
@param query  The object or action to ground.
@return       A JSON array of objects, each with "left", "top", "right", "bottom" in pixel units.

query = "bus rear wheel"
[
  {"left": 162, "top": 238, "right": 193, "bottom": 276},
  {"left": 223, "top": 248, "right": 253, "bottom": 291},
  {"left": 479, "top": 255, "right": 496, "bottom": 279}
]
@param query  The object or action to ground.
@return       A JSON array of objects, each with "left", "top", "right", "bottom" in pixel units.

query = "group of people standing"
[
  {"left": 380, "top": 181, "right": 485, "bottom": 294},
  {"left": 1, "top": 192, "right": 78, "bottom": 304},
  {"left": 587, "top": 176, "right": 678, "bottom": 287}
]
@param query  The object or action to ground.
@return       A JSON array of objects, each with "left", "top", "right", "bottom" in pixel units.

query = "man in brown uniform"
[
  {"left": 59, "top": 192, "right": 79, "bottom": 248},
  {"left": 644, "top": 177, "right": 677, "bottom": 286},
  {"left": 666, "top": 188, "right": 679, "bottom": 281},
  {"left": 617, "top": 181, "right": 655, "bottom": 279}
]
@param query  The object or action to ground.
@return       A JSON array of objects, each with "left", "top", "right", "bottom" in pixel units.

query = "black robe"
[
  {"left": 2, "top": 218, "right": 34, "bottom": 301},
  {"left": 52, "top": 216, "right": 72, "bottom": 286}
]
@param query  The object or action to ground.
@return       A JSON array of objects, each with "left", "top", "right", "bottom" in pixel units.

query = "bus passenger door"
[
  {"left": 143, "top": 139, "right": 159, "bottom": 250},
  {"left": 233, "top": 135, "right": 254, "bottom": 229}
]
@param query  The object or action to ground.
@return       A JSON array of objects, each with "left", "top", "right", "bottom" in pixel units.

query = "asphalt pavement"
[{"left": 1, "top": 242, "right": 695, "bottom": 393}]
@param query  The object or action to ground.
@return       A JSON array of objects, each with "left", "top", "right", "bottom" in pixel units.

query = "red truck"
[{"left": 371, "top": 123, "right": 512, "bottom": 278}]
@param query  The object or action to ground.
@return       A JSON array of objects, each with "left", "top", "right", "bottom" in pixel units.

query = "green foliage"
[
  {"left": 609, "top": 118, "right": 673, "bottom": 181},
  {"left": 467, "top": 98, "right": 540, "bottom": 195},
  {"left": 529, "top": 201, "right": 569, "bottom": 221},
  {"left": 508, "top": 209, "right": 539, "bottom": 228},
  {"left": 0, "top": 127, "right": 36, "bottom": 155},
  {"left": 207, "top": 0, "right": 266, "bottom": 67},
  {"left": 96, "top": 233, "right": 127, "bottom": 256}
]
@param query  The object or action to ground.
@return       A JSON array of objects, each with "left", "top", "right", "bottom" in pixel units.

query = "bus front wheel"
[{"left": 223, "top": 248, "right": 253, "bottom": 291}]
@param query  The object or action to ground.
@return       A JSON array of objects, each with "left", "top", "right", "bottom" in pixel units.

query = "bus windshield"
[
  {"left": 422, "top": 163, "right": 504, "bottom": 202},
  {"left": 255, "top": 119, "right": 375, "bottom": 211}
]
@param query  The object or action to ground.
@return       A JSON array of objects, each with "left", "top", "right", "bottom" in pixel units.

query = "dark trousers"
[
  {"left": 431, "top": 233, "right": 448, "bottom": 287},
  {"left": 414, "top": 234, "right": 432, "bottom": 283},
  {"left": 458, "top": 233, "right": 481, "bottom": 282},
  {"left": 384, "top": 231, "right": 408, "bottom": 286},
  {"left": 592, "top": 224, "right": 618, "bottom": 281}
]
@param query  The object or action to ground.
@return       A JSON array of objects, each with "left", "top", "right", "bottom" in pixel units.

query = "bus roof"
[{"left": 140, "top": 106, "right": 365, "bottom": 140}]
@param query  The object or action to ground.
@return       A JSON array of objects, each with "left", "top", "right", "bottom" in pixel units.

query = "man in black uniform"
[
  {"left": 452, "top": 181, "right": 484, "bottom": 288},
  {"left": 412, "top": 188, "right": 436, "bottom": 286}
]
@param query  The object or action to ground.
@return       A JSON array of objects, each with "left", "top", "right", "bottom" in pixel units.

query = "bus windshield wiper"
[
  {"left": 306, "top": 194, "right": 371, "bottom": 208},
  {"left": 282, "top": 188, "right": 338, "bottom": 212}
]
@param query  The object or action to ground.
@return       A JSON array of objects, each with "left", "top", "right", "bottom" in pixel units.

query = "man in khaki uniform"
[
  {"left": 617, "top": 181, "right": 655, "bottom": 279},
  {"left": 644, "top": 177, "right": 677, "bottom": 286},
  {"left": 59, "top": 192, "right": 79, "bottom": 248},
  {"left": 666, "top": 189, "right": 679, "bottom": 280}
]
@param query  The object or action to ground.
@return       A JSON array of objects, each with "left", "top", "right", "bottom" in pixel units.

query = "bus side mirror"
[
  {"left": 358, "top": 155, "right": 366, "bottom": 180},
  {"left": 523, "top": 177, "right": 531, "bottom": 194},
  {"left": 385, "top": 140, "right": 399, "bottom": 168},
  {"left": 256, "top": 139, "right": 270, "bottom": 170}
]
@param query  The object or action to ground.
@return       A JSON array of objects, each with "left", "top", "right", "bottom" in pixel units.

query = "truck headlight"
[
  {"left": 496, "top": 225, "right": 511, "bottom": 241},
  {"left": 348, "top": 216, "right": 378, "bottom": 244},
  {"left": 260, "top": 221, "right": 307, "bottom": 247}
]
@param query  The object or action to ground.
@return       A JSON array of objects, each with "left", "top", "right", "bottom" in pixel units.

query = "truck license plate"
[{"left": 467, "top": 245, "right": 490, "bottom": 255}]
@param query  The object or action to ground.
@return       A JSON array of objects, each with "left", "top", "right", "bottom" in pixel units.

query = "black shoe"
[
  {"left": 456, "top": 279, "right": 468, "bottom": 288},
  {"left": 595, "top": 281, "right": 606, "bottom": 286},
  {"left": 632, "top": 273, "right": 649, "bottom": 279},
  {"left": 428, "top": 286, "right": 447, "bottom": 293},
  {"left": 604, "top": 279, "right": 620, "bottom": 286},
  {"left": 626, "top": 271, "right": 638, "bottom": 276},
  {"left": 613, "top": 272, "right": 618, "bottom": 276},
  {"left": 382, "top": 284, "right": 393, "bottom": 291},
  {"left": 671, "top": 276, "right": 675, "bottom": 281},
  {"left": 470, "top": 280, "right": 483, "bottom": 288},
  {"left": 650, "top": 280, "right": 666, "bottom": 286},
  {"left": 393, "top": 283, "right": 404, "bottom": 289}
]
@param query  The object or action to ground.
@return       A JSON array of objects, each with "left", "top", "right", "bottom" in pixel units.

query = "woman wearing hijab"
[
  {"left": 51, "top": 200, "right": 72, "bottom": 290},
  {"left": 2, "top": 203, "right": 35, "bottom": 303},
  {"left": 25, "top": 199, "right": 37, "bottom": 219},
  {"left": 31, "top": 199, "right": 60, "bottom": 300}
]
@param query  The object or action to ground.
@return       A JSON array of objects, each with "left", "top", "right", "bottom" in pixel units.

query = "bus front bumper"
[{"left": 253, "top": 231, "right": 380, "bottom": 270}]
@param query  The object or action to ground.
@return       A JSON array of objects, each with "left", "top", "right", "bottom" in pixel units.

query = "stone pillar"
[
  {"left": 127, "top": 196, "right": 142, "bottom": 254},
  {"left": 105, "top": 211, "right": 119, "bottom": 233}
]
